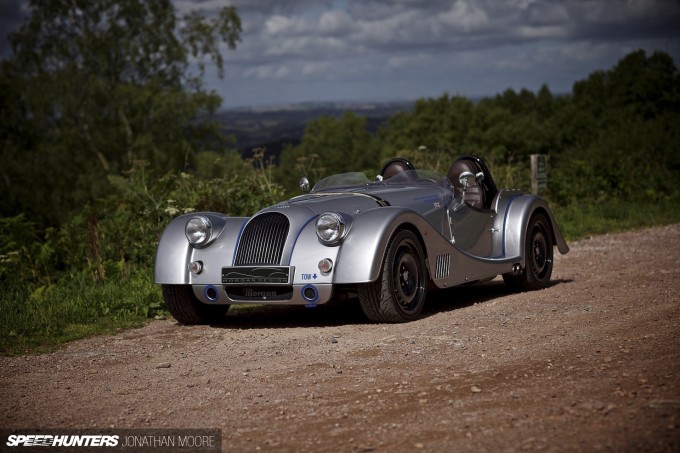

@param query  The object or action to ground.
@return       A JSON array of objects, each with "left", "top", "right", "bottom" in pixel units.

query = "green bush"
[{"left": 0, "top": 156, "right": 285, "bottom": 355}]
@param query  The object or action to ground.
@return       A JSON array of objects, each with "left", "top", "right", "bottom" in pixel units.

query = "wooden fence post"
[{"left": 530, "top": 154, "right": 547, "bottom": 194}]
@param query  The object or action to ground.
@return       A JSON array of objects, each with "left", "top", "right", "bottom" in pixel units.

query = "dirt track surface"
[{"left": 2, "top": 224, "right": 680, "bottom": 452}]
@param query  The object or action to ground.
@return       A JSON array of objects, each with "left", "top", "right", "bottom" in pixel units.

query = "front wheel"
[
  {"left": 503, "top": 213, "right": 554, "bottom": 291},
  {"left": 358, "top": 230, "right": 428, "bottom": 322},
  {"left": 161, "top": 285, "right": 229, "bottom": 325}
]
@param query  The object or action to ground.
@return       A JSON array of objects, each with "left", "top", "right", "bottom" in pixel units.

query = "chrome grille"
[{"left": 234, "top": 212, "right": 290, "bottom": 265}]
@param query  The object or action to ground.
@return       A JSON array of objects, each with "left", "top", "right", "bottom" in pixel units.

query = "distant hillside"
[{"left": 214, "top": 101, "right": 413, "bottom": 162}]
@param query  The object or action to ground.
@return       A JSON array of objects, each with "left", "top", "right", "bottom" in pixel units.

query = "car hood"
[{"left": 271, "top": 191, "right": 389, "bottom": 216}]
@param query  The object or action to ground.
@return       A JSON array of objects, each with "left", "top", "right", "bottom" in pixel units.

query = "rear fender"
[{"left": 503, "top": 195, "right": 569, "bottom": 268}]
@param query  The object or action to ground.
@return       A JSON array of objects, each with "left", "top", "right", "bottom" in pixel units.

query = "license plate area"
[
  {"left": 222, "top": 266, "right": 293, "bottom": 285},
  {"left": 225, "top": 286, "right": 293, "bottom": 301}
]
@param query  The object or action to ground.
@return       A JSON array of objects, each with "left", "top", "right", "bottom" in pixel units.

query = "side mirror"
[
  {"left": 458, "top": 171, "right": 475, "bottom": 190},
  {"left": 299, "top": 177, "right": 310, "bottom": 193}
]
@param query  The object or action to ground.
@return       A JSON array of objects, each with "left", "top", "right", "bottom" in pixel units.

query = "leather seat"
[{"left": 448, "top": 159, "right": 485, "bottom": 208}]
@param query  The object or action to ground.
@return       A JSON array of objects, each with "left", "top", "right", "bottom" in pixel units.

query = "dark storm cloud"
[
  {"left": 551, "top": 1, "right": 680, "bottom": 42},
  {"left": 215, "top": 0, "right": 680, "bottom": 66},
  {"left": 2, "top": 0, "right": 678, "bottom": 106},
  {"left": 339, "top": 0, "right": 680, "bottom": 52},
  {"left": 175, "top": 0, "right": 332, "bottom": 17},
  {"left": 187, "top": 0, "right": 677, "bottom": 106}
]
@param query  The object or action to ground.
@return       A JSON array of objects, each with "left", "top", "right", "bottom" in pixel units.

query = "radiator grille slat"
[{"left": 234, "top": 213, "right": 290, "bottom": 265}]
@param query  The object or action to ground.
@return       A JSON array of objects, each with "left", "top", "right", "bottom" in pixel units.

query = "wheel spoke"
[
  {"left": 530, "top": 225, "right": 549, "bottom": 278},
  {"left": 392, "top": 243, "right": 422, "bottom": 311}
]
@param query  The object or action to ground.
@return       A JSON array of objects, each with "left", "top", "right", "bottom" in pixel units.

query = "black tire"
[
  {"left": 503, "top": 213, "right": 554, "bottom": 291},
  {"left": 358, "top": 230, "right": 428, "bottom": 322},
  {"left": 161, "top": 285, "right": 229, "bottom": 325}
]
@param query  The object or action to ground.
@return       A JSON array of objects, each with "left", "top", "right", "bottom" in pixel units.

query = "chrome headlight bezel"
[
  {"left": 315, "top": 212, "right": 347, "bottom": 245},
  {"left": 185, "top": 215, "right": 213, "bottom": 247}
]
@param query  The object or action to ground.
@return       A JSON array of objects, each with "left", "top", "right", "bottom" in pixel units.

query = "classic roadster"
[{"left": 155, "top": 155, "right": 568, "bottom": 323}]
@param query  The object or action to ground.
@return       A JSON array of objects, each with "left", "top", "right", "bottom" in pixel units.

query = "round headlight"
[
  {"left": 316, "top": 212, "right": 346, "bottom": 244},
  {"left": 185, "top": 216, "right": 212, "bottom": 246}
]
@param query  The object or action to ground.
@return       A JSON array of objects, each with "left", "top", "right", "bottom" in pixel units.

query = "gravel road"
[{"left": 2, "top": 224, "right": 679, "bottom": 452}]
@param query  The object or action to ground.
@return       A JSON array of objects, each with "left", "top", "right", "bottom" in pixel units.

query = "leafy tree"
[
  {"left": 0, "top": 0, "right": 241, "bottom": 225},
  {"left": 550, "top": 49, "right": 680, "bottom": 203},
  {"left": 573, "top": 50, "right": 680, "bottom": 121},
  {"left": 276, "top": 112, "right": 380, "bottom": 192},
  {"left": 380, "top": 94, "right": 474, "bottom": 154}
]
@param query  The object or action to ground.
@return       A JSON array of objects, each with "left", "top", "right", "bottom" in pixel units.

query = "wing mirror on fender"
[{"left": 299, "top": 177, "right": 310, "bottom": 193}]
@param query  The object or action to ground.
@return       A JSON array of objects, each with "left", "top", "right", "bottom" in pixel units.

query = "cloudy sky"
[{"left": 3, "top": 0, "right": 680, "bottom": 108}]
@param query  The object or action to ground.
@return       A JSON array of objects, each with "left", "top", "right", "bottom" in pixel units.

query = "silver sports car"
[{"left": 155, "top": 156, "right": 569, "bottom": 323}]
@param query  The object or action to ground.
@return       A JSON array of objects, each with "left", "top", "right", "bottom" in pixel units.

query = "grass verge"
[
  {"left": 553, "top": 196, "right": 680, "bottom": 241},
  {"left": 0, "top": 271, "right": 162, "bottom": 356}
]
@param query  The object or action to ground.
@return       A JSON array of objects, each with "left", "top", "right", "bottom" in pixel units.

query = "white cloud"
[
  {"left": 265, "top": 15, "right": 309, "bottom": 36},
  {"left": 524, "top": 2, "right": 570, "bottom": 26},
  {"left": 517, "top": 24, "right": 569, "bottom": 40},
  {"left": 264, "top": 36, "right": 348, "bottom": 57},
  {"left": 439, "top": 1, "right": 490, "bottom": 32},
  {"left": 301, "top": 61, "right": 331, "bottom": 77},
  {"left": 319, "top": 9, "right": 355, "bottom": 35},
  {"left": 244, "top": 64, "right": 291, "bottom": 80},
  {"left": 387, "top": 53, "right": 432, "bottom": 69},
  {"left": 351, "top": 10, "right": 422, "bottom": 47}
]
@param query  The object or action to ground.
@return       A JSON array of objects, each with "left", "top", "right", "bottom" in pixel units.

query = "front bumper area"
[{"left": 191, "top": 283, "right": 333, "bottom": 306}]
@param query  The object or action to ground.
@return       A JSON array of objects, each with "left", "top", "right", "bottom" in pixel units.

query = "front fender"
[
  {"left": 154, "top": 213, "right": 247, "bottom": 284},
  {"left": 503, "top": 195, "right": 569, "bottom": 268},
  {"left": 333, "top": 207, "right": 446, "bottom": 284}
]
